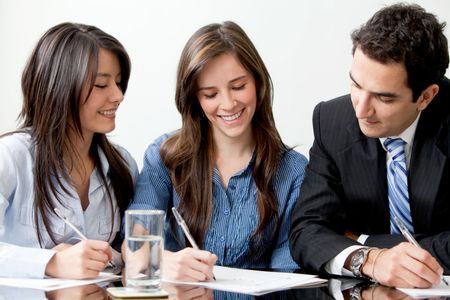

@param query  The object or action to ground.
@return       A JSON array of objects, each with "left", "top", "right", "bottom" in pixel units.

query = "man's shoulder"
[
  {"left": 315, "top": 94, "right": 353, "bottom": 115},
  {"left": 313, "top": 94, "right": 357, "bottom": 131}
]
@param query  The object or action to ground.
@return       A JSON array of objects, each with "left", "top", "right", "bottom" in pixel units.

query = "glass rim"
[{"left": 125, "top": 209, "right": 165, "bottom": 216}]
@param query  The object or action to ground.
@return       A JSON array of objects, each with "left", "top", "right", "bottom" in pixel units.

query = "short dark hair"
[{"left": 351, "top": 3, "right": 449, "bottom": 101}]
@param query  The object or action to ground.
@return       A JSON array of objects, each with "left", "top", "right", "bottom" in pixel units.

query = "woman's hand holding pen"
[
  {"left": 45, "top": 240, "right": 112, "bottom": 279},
  {"left": 162, "top": 248, "right": 217, "bottom": 281},
  {"left": 361, "top": 243, "right": 443, "bottom": 288}
]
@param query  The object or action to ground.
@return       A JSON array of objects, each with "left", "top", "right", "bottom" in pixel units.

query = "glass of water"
[{"left": 124, "top": 210, "right": 164, "bottom": 291}]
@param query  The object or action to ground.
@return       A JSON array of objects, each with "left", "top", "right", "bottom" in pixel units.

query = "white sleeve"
[
  {"left": 0, "top": 243, "right": 56, "bottom": 278},
  {"left": 0, "top": 138, "right": 56, "bottom": 279},
  {"left": 0, "top": 139, "right": 15, "bottom": 236},
  {"left": 324, "top": 245, "right": 365, "bottom": 276}
]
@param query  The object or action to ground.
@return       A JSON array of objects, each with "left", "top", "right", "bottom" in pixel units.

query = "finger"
[
  {"left": 201, "top": 253, "right": 218, "bottom": 266},
  {"left": 85, "top": 240, "right": 111, "bottom": 252},
  {"left": 184, "top": 287, "right": 208, "bottom": 299},
  {"left": 189, "top": 248, "right": 216, "bottom": 262},
  {"left": 85, "top": 258, "right": 107, "bottom": 273},
  {"left": 400, "top": 258, "right": 441, "bottom": 287},
  {"left": 403, "top": 246, "right": 442, "bottom": 285},
  {"left": 405, "top": 244, "right": 443, "bottom": 272},
  {"left": 85, "top": 248, "right": 110, "bottom": 264},
  {"left": 183, "top": 258, "right": 214, "bottom": 280}
]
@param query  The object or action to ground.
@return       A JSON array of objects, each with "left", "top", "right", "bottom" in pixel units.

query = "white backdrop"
[{"left": 1, "top": 0, "right": 449, "bottom": 168}]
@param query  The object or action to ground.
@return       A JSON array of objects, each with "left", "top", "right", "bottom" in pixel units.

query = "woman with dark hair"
[
  {"left": 0, "top": 22, "right": 137, "bottom": 279},
  {"left": 127, "top": 21, "right": 307, "bottom": 281}
]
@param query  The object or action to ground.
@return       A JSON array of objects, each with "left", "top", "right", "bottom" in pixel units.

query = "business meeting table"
[{"left": 0, "top": 274, "right": 442, "bottom": 300}]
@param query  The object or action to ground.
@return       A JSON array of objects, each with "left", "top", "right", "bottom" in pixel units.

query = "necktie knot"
[{"left": 384, "top": 138, "right": 406, "bottom": 162}]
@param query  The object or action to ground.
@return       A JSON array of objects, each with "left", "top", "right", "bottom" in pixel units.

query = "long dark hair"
[
  {"left": 161, "top": 21, "right": 287, "bottom": 247},
  {"left": 19, "top": 22, "right": 134, "bottom": 245}
]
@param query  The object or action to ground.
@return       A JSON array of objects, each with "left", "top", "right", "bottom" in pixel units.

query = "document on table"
[
  {"left": 398, "top": 276, "right": 450, "bottom": 298},
  {"left": 0, "top": 272, "right": 120, "bottom": 291},
  {"left": 163, "top": 266, "right": 327, "bottom": 296}
]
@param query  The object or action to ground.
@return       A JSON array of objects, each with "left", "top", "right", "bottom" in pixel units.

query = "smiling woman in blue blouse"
[{"left": 127, "top": 21, "right": 307, "bottom": 281}]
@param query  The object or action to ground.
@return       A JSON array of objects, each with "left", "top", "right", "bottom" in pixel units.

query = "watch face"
[{"left": 351, "top": 250, "right": 365, "bottom": 276}]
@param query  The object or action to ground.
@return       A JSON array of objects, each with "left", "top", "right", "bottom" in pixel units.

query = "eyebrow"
[
  {"left": 95, "top": 72, "right": 121, "bottom": 79},
  {"left": 198, "top": 75, "right": 247, "bottom": 91},
  {"left": 349, "top": 72, "right": 400, "bottom": 98}
]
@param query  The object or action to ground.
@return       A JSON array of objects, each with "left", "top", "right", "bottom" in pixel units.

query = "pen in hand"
[
  {"left": 53, "top": 208, "right": 116, "bottom": 269},
  {"left": 172, "top": 207, "right": 216, "bottom": 280},
  {"left": 394, "top": 216, "right": 448, "bottom": 286}
]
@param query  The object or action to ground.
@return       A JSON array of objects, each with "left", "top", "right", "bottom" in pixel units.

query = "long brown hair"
[
  {"left": 19, "top": 22, "right": 134, "bottom": 245},
  {"left": 161, "top": 21, "right": 287, "bottom": 247}
]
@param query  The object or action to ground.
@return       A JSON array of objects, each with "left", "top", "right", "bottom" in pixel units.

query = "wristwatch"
[
  {"left": 349, "top": 285, "right": 363, "bottom": 300},
  {"left": 350, "top": 248, "right": 371, "bottom": 277}
]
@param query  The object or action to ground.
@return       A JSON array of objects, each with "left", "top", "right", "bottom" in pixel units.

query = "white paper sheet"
[
  {"left": 398, "top": 275, "right": 450, "bottom": 298},
  {"left": 163, "top": 266, "right": 327, "bottom": 296},
  {"left": 0, "top": 272, "right": 120, "bottom": 291}
]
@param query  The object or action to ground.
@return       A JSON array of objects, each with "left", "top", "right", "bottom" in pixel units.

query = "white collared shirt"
[
  {"left": 0, "top": 132, "right": 138, "bottom": 278},
  {"left": 325, "top": 113, "right": 420, "bottom": 276}
]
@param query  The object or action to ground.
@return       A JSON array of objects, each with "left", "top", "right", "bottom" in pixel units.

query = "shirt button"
[
  {"left": 229, "top": 184, "right": 236, "bottom": 190},
  {"left": 220, "top": 236, "right": 225, "bottom": 242},
  {"left": 224, "top": 209, "right": 229, "bottom": 215}
]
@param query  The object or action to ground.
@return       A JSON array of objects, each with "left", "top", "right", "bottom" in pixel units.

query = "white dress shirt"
[
  {"left": 0, "top": 132, "right": 138, "bottom": 278},
  {"left": 325, "top": 113, "right": 420, "bottom": 276}
]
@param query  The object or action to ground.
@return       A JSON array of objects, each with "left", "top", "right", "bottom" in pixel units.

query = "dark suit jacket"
[{"left": 289, "top": 78, "right": 450, "bottom": 273}]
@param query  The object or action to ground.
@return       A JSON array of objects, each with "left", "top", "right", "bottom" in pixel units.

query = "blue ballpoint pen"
[
  {"left": 54, "top": 208, "right": 116, "bottom": 269},
  {"left": 172, "top": 207, "right": 216, "bottom": 280},
  {"left": 394, "top": 216, "right": 448, "bottom": 286}
]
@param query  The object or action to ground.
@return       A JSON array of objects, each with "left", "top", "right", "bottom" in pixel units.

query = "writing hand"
[
  {"left": 45, "top": 240, "right": 112, "bottom": 279},
  {"left": 362, "top": 243, "right": 443, "bottom": 288},
  {"left": 162, "top": 248, "right": 217, "bottom": 281}
]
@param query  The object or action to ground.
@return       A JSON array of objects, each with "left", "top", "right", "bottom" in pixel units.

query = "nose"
[
  {"left": 110, "top": 84, "right": 124, "bottom": 104},
  {"left": 353, "top": 91, "right": 373, "bottom": 119},
  {"left": 220, "top": 90, "right": 235, "bottom": 110}
]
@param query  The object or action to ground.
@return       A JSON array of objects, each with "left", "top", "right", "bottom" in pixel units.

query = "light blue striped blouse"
[
  {"left": 127, "top": 133, "right": 308, "bottom": 269},
  {"left": 0, "top": 132, "right": 138, "bottom": 278}
]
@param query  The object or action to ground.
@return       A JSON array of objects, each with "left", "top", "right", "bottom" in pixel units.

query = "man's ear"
[{"left": 417, "top": 84, "right": 439, "bottom": 111}]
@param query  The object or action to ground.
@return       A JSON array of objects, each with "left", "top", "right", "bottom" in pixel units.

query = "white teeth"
[
  {"left": 99, "top": 109, "right": 116, "bottom": 116},
  {"left": 221, "top": 110, "right": 242, "bottom": 121}
]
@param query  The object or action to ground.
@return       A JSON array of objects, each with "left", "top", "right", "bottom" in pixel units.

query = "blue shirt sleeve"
[
  {"left": 128, "top": 134, "right": 173, "bottom": 211},
  {"left": 270, "top": 150, "right": 307, "bottom": 269}
]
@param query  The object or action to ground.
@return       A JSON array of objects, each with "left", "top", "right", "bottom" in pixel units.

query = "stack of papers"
[
  {"left": 163, "top": 266, "right": 327, "bottom": 296},
  {"left": 0, "top": 272, "right": 120, "bottom": 291},
  {"left": 398, "top": 275, "right": 450, "bottom": 298}
]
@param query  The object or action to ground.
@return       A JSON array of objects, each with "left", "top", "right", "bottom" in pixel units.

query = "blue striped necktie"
[{"left": 384, "top": 138, "right": 414, "bottom": 234}]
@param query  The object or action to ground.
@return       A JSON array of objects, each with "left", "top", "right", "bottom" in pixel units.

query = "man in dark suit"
[{"left": 289, "top": 3, "right": 450, "bottom": 288}]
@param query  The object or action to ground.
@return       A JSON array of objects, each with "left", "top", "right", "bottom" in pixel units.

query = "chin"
[{"left": 359, "top": 127, "right": 384, "bottom": 139}]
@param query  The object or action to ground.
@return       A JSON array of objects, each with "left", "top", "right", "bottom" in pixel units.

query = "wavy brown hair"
[
  {"left": 19, "top": 22, "right": 134, "bottom": 246},
  {"left": 160, "top": 21, "right": 287, "bottom": 247}
]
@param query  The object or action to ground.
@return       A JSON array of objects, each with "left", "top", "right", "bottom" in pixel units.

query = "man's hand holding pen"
[{"left": 360, "top": 244, "right": 443, "bottom": 288}]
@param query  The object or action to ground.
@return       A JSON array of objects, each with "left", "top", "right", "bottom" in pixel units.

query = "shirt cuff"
[
  {"left": 357, "top": 234, "right": 369, "bottom": 244},
  {"left": 324, "top": 245, "right": 366, "bottom": 276}
]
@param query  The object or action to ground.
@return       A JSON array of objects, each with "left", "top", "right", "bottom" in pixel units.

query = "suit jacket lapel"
[
  {"left": 339, "top": 119, "right": 391, "bottom": 233},
  {"left": 409, "top": 115, "right": 446, "bottom": 232}
]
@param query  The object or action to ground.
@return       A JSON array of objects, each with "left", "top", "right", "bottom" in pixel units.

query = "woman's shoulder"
[
  {"left": 144, "top": 131, "right": 179, "bottom": 156},
  {"left": 280, "top": 148, "right": 308, "bottom": 171},
  {"left": 110, "top": 143, "right": 139, "bottom": 179}
]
